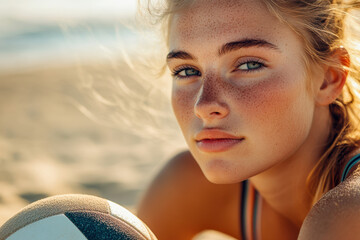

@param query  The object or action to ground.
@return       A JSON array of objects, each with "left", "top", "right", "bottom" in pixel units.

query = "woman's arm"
[
  {"left": 298, "top": 173, "right": 360, "bottom": 240},
  {"left": 137, "top": 151, "right": 240, "bottom": 240}
]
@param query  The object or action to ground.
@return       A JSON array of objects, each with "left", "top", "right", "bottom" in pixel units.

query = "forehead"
[{"left": 168, "top": 0, "right": 295, "bottom": 50}]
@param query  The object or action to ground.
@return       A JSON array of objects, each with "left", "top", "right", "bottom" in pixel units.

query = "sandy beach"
[{"left": 0, "top": 59, "right": 236, "bottom": 239}]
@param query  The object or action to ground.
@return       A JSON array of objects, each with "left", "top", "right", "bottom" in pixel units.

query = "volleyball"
[{"left": 0, "top": 194, "right": 157, "bottom": 240}]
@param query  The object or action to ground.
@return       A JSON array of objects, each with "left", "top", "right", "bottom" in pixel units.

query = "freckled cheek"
[
  {"left": 232, "top": 74, "right": 307, "bottom": 130},
  {"left": 242, "top": 76, "right": 314, "bottom": 160},
  {"left": 171, "top": 87, "right": 197, "bottom": 132}
]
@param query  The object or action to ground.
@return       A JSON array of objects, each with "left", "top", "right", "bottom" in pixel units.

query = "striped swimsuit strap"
[
  {"left": 341, "top": 153, "right": 360, "bottom": 182},
  {"left": 240, "top": 180, "right": 262, "bottom": 240}
]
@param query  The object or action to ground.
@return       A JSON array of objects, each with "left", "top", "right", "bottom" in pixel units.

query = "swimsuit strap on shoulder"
[
  {"left": 341, "top": 153, "right": 360, "bottom": 182},
  {"left": 240, "top": 180, "right": 262, "bottom": 240}
]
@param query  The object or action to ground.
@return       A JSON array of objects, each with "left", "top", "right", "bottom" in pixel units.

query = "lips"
[{"left": 195, "top": 129, "right": 244, "bottom": 152}]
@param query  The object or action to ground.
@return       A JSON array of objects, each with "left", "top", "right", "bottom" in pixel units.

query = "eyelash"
[
  {"left": 171, "top": 59, "right": 266, "bottom": 79},
  {"left": 235, "top": 59, "right": 266, "bottom": 73},
  {"left": 171, "top": 65, "right": 201, "bottom": 79}
]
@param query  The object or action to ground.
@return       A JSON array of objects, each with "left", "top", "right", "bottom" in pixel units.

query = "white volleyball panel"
[
  {"left": 107, "top": 200, "right": 151, "bottom": 239},
  {"left": 6, "top": 214, "right": 87, "bottom": 240}
]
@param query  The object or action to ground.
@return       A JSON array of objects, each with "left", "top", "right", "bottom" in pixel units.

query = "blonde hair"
[{"left": 141, "top": 0, "right": 360, "bottom": 204}]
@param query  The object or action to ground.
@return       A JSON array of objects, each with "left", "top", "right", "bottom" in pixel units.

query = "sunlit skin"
[
  {"left": 137, "top": 0, "right": 358, "bottom": 239},
  {"left": 169, "top": 0, "right": 329, "bottom": 227}
]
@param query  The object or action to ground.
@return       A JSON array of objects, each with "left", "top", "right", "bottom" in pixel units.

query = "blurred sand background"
[
  {"left": 0, "top": 1, "right": 236, "bottom": 239},
  {"left": 0, "top": 61, "right": 176, "bottom": 219}
]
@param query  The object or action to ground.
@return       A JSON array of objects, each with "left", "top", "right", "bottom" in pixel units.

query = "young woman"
[{"left": 137, "top": 0, "right": 360, "bottom": 239}]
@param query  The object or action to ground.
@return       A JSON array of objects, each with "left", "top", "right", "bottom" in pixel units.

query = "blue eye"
[
  {"left": 173, "top": 67, "right": 201, "bottom": 78},
  {"left": 238, "top": 61, "right": 264, "bottom": 71}
]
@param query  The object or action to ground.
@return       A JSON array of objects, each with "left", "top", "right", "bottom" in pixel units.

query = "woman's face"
[{"left": 168, "top": 0, "right": 319, "bottom": 183}]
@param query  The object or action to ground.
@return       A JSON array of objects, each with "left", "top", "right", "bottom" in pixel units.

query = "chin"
[
  {"left": 205, "top": 175, "right": 239, "bottom": 184},
  {"left": 199, "top": 159, "right": 247, "bottom": 184},
  {"left": 203, "top": 172, "right": 245, "bottom": 184}
]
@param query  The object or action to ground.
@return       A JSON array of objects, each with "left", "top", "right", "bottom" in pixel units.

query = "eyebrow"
[
  {"left": 166, "top": 38, "right": 280, "bottom": 62},
  {"left": 218, "top": 38, "right": 280, "bottom": 56},
  {"left": 166, "top": 51, "right": 195, "bottom": 62}
]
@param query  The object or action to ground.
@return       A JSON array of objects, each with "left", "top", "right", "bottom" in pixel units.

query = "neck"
[{"left": 250, "top": 106, "right": 331, "bottom": 228}]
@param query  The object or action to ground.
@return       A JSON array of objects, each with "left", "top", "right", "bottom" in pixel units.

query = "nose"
[{"left": 194, "top": 79, "right": 229, "bottom": 121}]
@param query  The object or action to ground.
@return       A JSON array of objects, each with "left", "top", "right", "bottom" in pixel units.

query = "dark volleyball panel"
[{"left": 65, "top": 211, "right": 142, "bottom": 240}]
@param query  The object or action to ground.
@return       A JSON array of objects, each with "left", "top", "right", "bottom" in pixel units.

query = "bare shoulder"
[
  {"left": 299, "top": 171, "right": 360, "bottom": 240},
  {"left": 137, "top": 150, "right": 239, "bottom": 239}
]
